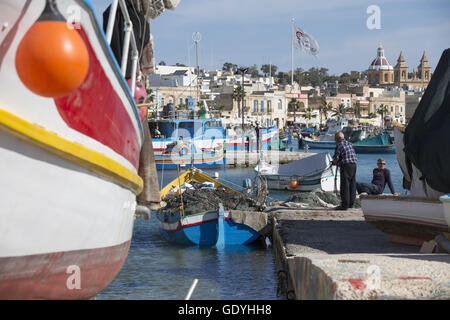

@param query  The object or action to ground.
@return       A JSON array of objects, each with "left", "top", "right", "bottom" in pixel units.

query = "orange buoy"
[
  {"left": 289, "top": 178, "right": 298, "bottom": 190},
  {"left": 15, "top": 0, "right": 89, "bottom": 98}
]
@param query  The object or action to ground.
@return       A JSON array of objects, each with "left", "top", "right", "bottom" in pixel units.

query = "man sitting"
[{"left": 356, "top": 158, "right": 399, "bottom": 195}]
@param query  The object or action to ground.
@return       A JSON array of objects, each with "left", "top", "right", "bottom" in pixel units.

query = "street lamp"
[
  {"left": 237, "top": 67, "right": 248, "bottom": 131},
  {"left": 192, "top": 32, "right": 202, "bottom": 106}
]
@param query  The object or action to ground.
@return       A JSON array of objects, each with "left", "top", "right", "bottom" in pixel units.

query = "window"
[
  {"left": 402, "top": 71, "right": 406, "bottom": 79},
  {"left": 179, "top": 122, "right": 194, "bottom": 129},
  {"left": 278, "top": 99, "right": 283, "bottom": 110},
  {"left": 253, "top": 100, "right": 257, "bottom": 113},
  {"left": 261, "top": 100, "right": 264, "bottom": 112},
  {"left": 384, "top": 74, "right": 388, "bottom": 82}
]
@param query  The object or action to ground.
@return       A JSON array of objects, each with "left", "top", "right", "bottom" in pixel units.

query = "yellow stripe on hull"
[{"left": 0, "top": 108, "right": 143, "bottom": 195}]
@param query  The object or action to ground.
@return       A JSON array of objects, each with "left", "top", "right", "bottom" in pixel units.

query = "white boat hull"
[
  {"left": 0, "top": 0, "right": 143, "bottom": 299},
  {"left": 361, "top": 195, "right": 448, "bottom": 245},
  {"left": 262, "top": 168, "right": 339, "bottom": 192}
]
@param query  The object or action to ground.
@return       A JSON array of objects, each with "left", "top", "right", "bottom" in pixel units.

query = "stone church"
[{"left": 367, "top": 44, "right": 431, "bottom": 90}]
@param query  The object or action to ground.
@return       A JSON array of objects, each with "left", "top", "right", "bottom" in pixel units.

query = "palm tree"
[
  {"left": 288, "top": 98, "right": 300, "bottom": 123},
  {"left": 233, "top": 86, "right": 245, "bottom": 118},
  {"left": 331, "top": 103, "right": 348, "bottom": 119},
  {"left": 301, "top": 107, "right": 317, "bottom": 128},
  {"left": 376, "top": 104, "right": 389, "bottom": 129},
  {"left": 321, "top": 101, "right": 333, "bottom": 121}
]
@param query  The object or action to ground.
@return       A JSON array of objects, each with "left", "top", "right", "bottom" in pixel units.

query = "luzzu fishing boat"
[
  {"left": 149, "top": 118, "right": 226, "bottom": 169},
  {"left": 224, "top": 124, "right": 278, "bottom": 151},
  {"left": 352, "top": 133, "right": 395, "bottom": 154},
  {"left": 0, "top": 0, "right": 159, "bottom": 299},
  {"left": 156, "top": 168, "right": 269, "bottom": 246}
]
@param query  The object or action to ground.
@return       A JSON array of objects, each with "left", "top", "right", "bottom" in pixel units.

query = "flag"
[{"left": 293, "top": 24, "right": 319, "bottom": 57}]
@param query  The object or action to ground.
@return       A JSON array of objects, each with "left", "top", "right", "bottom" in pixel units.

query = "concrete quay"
[
  {"left": 268, "top": 206, "right": 450, "bottom": 300},
  {"left": 225, "top": 150, "right": 315, "bottom": 167}
]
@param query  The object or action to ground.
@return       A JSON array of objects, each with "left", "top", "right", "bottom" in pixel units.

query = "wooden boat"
[
  {"left": 302, "top": 135, "right": 336, "bottom": 149},
  {"left": 150, "top": 118, "right": 226, "bottom": 169},
  {"left": 352, "top": 133, "right": 395, "bottom": 154},
  {"left": 156, "top": 168, "right": 268, "bottom": 246},
  {"left": 254, "top": 152, "right": 339, "bottom": 192},
  {"left": 0, "top": 0, "right": 160, "bottom": 299},
  {"left": 360, "top": 195, "right": 448, "bottom": 246}
]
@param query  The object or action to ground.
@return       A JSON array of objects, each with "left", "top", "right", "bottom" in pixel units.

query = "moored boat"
[
  {"left": 156, "top": 168, "right": 268, "bottom": 246},
  {"left": 360, "top": 195, "right": 448, "bottom": 245},
  {"left": 225, "top": 124, "right": 278, "bottom": 151},
  {"left": 352, "top": 133, "right": 395, "bottom": 154},
  {"left": 0, "top": 0, "right": 159, "bottom": 299},
  {"left": 149, "top": 117, "right": 226, "bottom": 169},
  {"left": 254, "top": 152, "right": 340, "bottom": 192}
]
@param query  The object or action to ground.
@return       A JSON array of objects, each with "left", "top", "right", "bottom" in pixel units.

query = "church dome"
[{"left": 369, "top": 44, "right": 393, "bottom": 71}]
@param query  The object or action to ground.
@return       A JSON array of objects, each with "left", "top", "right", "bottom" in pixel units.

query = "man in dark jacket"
[
  {"left": 357, "top": 158, "right": 399, "bottom": 195},
  {"left": 331, "top": 131, "right": 357, "bottom": 210}
]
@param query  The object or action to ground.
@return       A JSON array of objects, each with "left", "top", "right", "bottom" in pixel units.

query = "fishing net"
[
  {"left": 287, "top": 190, "right": 362, "bottom": 208},
  {"left": 160, "top": 184, "right": 260, "bottom": 216}
]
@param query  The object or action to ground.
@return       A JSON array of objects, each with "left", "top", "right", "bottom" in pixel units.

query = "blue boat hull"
[
  {"left": 156, "top": 211, "right": 261, "bottom": 246},
  {"left": 302, "top": 139, "right": 336, "bottom": 149},
  {"left": 155, "top": 157, "right": 226, "bottom": 169}
]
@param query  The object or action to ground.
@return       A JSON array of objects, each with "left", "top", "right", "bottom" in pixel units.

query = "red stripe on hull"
[
  {"left": 0, "top": 241, "right": 130, "bottom": 299},
  {"left": 54, "top": 27, "right": 140, "bottom": 168}
]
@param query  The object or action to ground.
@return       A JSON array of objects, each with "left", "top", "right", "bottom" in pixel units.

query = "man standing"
[
  {"left": 357, "top": 158, "right": 399, "bottom": 195},
  {"left": 331, "top": 131, "right": 357, "bottom": 210}
]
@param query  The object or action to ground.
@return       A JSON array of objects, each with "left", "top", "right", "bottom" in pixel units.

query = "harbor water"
[{"left": 97, "top": 149, "right": 405, "bottom": 300}]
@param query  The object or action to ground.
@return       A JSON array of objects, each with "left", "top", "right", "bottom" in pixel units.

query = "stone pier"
[{"left": 268, "top": 206, "right": 450, "bottom": 300}]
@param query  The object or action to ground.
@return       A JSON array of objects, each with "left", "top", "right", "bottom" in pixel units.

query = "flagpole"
[{"left": 291, "top": 18, "right": 294, "bottom": 86}]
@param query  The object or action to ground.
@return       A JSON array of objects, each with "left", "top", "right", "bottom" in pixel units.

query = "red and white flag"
[{"left": 293, "top": 24, "right": 319, "bottom": 57}]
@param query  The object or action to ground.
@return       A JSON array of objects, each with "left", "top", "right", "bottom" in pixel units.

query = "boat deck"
[{"left": 268, "top": 206, "right": 450, "bottom": 299}]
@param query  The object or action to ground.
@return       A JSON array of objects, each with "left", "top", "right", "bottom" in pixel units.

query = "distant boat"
[
  {"left": 301, "top": 118, "right": 349, "bottom": 149},
  {"left": 156, "top": 168, "right": 268, "bottom": 246},
  {"left": 150, "top": 118, "right": 226, "bottom": 169},
  {"left": 225, "top": 124, "right": 278, "bottom": 151},
  {"left": 254, "top": 152, "right": 340, "bottom": 192},
  {"left": 302, "top": 135, "right": 336, "bottom": 149},
  {"left": 352, "top": 133, "right": 396, "bottom": 154}
]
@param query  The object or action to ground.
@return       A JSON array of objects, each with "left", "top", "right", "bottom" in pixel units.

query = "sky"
[{"left": 93, "top": 0, "right": 450, "bottom": 76}]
